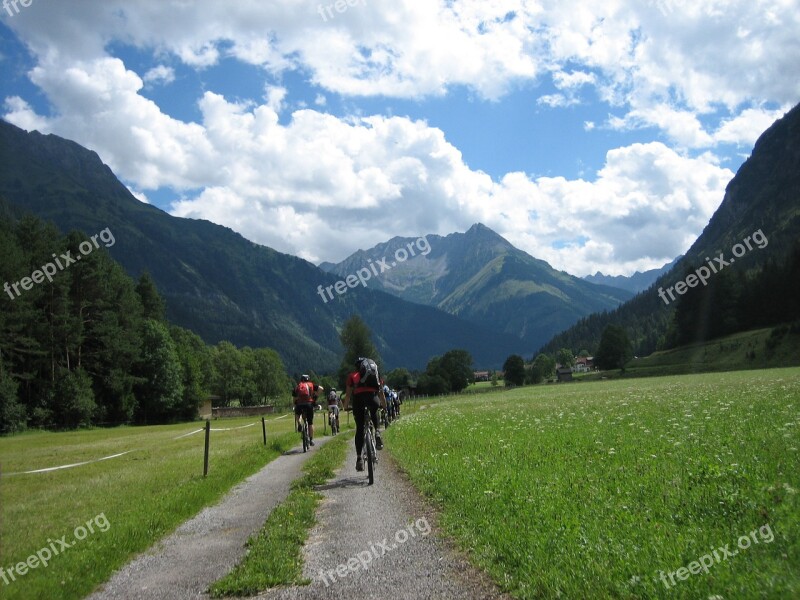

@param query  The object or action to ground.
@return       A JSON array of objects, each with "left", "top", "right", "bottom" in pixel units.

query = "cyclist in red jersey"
[{"left": 343, "top": 357, "right": 386, "bottom": 471}]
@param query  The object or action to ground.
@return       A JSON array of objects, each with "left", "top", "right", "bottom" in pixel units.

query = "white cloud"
[
  {"left": 537, "top": 93, "right": 577, "bottom": 108},
  {"left": 713, "top": 106, "right": 792, "bottom": 146},
  {"left": 1, "top": 0, "right": 793, "bottom": 276},
  {"left": 143, "top": 65, "right": 175, "bottom": 86},
  {"left": 264, "top": 85, "right": 287, "bottom": 113},
  {"left": 127, "top": 187, "right": 150, "bottom": 204}
]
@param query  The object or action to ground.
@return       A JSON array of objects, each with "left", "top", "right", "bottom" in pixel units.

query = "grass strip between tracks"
[{"left": 209, "top": 430, "right": 353, "bottom": 597}]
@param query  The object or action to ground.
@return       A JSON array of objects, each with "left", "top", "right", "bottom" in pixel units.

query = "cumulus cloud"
[
  {"left": 142, "top": 65, "right": 175, "bottom": 86},
  {"left": 1, "top": 0, "right": 795, "bottom": 275}
]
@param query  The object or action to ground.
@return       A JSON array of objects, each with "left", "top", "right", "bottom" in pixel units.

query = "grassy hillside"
[
  {"left": 621, "top": 326, "right": 800, "bottom": 378},
  {"left": 387, "top": 369, "right": 800, "bottom": 599}
]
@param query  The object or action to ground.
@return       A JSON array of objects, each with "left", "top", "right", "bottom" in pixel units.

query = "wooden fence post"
[{"left": 203, "top": 419, "right": 210, "bottom": 477}]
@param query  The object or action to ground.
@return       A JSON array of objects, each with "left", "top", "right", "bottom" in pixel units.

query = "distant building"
[
  {"left": 556, "top": 367, "right": 574, "bottom": 382},
  {"left": 473, "top": 370, "right": 490, "bottom": 382},
  {"left": 574, "top": 356, "right": 594, "bottom": 372}
]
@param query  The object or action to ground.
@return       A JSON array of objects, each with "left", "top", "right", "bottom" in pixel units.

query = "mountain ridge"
[
  {"left": 0, "top": 120, "right": 525, "bottom": 372},
  {"left": 322, "top": 222, "right": 632, "bottom": 353}
]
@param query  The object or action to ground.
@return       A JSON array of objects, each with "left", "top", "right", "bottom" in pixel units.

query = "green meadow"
[
  {"left": 387, "top": 368, "right": 800, "bottom": 598},
  {"left": 0, "top": 414, "right": 299, "bottom": 600}
]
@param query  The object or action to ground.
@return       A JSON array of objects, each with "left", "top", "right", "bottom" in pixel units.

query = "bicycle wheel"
[
  {"left": 302, "top": 421, "right": 309, "bottom": 452},
  {"left": 365, "top": 426, "right": 375, "bottom": 485}
]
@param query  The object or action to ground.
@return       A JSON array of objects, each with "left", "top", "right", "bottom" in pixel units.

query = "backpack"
[
  {"left": 295, "top": 381, "right": 312, "bottom": 402},
  {"left": 357, "top": 358, "right": 380, "bottom": 389},
  {"left": 327, "top": 390, "right": 338, "bottom": 404}
]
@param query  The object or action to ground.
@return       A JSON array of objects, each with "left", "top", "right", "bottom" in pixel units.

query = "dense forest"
[
  {"left": 540, "top": 241, "right": 800, "bottom": 358},
  {"left": 0, "top": 216, "right": 293, "bottom": 433}
]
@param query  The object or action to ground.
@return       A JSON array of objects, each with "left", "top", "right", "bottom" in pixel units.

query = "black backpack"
[{"left": 357, "top": 358, "right": 380, "bottom": 388}]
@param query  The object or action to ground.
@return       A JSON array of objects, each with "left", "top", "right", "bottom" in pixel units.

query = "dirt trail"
[
  {"left": 251, "top": 442, "right": 510, "bottom": 600},
  {"left": 87, "top": 439, "right": 332, "bottom": 600}
]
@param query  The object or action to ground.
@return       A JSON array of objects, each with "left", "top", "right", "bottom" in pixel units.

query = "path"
[
  {"left": 251, "top": 442, "right": 511, "bottom": 600},
  {"left": 87, "top": 438, "right": 332, "bottom": 600}
]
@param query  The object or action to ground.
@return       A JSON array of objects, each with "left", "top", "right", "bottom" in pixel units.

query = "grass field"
[
  {"left": 0, "top": 414, "right": 301, "bottom": 600},
  {"left": 387, "top": 368, "right": 800, "bottom": 598}
]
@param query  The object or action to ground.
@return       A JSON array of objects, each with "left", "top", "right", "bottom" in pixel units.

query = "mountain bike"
[
  {"left": 298, "top": 408, "right": 311, "bottom": 452},
  {"left": 328, "top": 407, "right": 339, "bottom": 435},
  {"left": 362, "top": 405, "right": 378, "bottom": 485}
]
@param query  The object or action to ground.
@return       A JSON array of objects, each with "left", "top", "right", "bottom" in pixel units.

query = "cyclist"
[
  {"left": 293, "top": 374, "right": 317, "bottom": 446},
  {"left": 381, "top": 384, "right": 393, "bottom": 422},
  {"left": 344, "top": 357, "right": 386, "bottom": 471},
  {"left": 327, "top": 387, "right": 340, "bottom": 431},
  {"left": 392, "top": 388, "right": 401, "bottom": 417}
]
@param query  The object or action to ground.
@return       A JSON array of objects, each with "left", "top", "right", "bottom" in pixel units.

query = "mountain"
[
  {"left": 0, "top": 120, "right": 525, "bottom": 372},
  {"left": 321, "top": 223, "right": 632, "bottom": 353},
  {"left": 584, "top": 256, "right": 682, "bottom": 294},
  {"left": 541, "top": 101, "right": 800, "bottom": 356}
]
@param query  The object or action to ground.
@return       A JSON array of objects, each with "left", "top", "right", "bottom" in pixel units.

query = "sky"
[{"left": 0, "top": 1, "right": 798, "bottom": 277}]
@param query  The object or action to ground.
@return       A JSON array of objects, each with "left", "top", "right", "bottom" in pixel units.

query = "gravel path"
[
  {"left": 251, "top": 440, "right": 511, "bottom": 600},
  {"left": 87, "top": 438, "right": 332, "bottom": 600}
]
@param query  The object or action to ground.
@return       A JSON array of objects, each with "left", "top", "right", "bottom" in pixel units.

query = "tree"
[
  {"left": 530, "top": 353, "right": 555, "bottom": 384},
  {"left": 249, "top": 347, "right": 291, "bottom": 403},
  {"left": 0, "top": 367, "right": 25, "bottom": 434},
  {"left": 437, "top": 349, "right": 473, "bottom": 392},
  {"left": 417, "top": 373, "right": 449, "bottom": 395},
  {"left": 556, "top": 348, "right": 575, "bottom": 369},
  {"left": 337, "top": 316, "right": 382, "bottom": 387},
  {"left": 594, "top": 325, "right": 633, "bottom": 371},
  {"left": 212, "top": 341, "right": 248, "bottom": 407},
  {"left": 490, "top": 371, "right": 499, "bottom": 387},
  {"left": 54, "top": 367, "right": 96, "bottom": 428},
  {"left": 136, "top": 272, "right": 165, "bottom": 321},
  {"left": 503, "top": 354, "right": 526, "bottom": 386},
  {"left": 170, "top": 326, "right": 214, "bottom": 419},
  {"left": 386, "top": 367, "right": 412, "bottom": 389},
  {"left": 133, "top": 320, "right": 184, "bottom": 423}
]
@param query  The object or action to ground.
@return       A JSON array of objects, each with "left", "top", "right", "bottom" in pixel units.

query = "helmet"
[
  {"left": 354, "top": 357, "right": 364, "bottom": 369},
  {"left": 330, "top": 387, "right": 336, "bottom": 392},
  {"left": 300, "top": 374, "right": 310, "bottom": 382}
]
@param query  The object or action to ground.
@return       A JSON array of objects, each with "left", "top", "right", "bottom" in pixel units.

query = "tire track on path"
[
  {"left": 252, "top": 443, "right": 510, "bottom": 600},
  {"left": 87, "top": 438, "right": 331, "bottom": 600}
]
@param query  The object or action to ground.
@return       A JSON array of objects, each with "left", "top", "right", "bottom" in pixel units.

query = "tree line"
[{"left": 0, "top": 216, "right": 292, "bottom": 433}]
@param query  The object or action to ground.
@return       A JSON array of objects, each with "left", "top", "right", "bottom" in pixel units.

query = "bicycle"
[
  {"left": 350, "top": 404, "right": 377, "bottom": 485},
  {"left": 328, "top": 407, "right": 340, "bottom": 435},
  {"left": 298, "top": 407, "right": 312, "bottom": 452}
]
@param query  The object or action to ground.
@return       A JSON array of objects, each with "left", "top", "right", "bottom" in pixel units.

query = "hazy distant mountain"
[
  {"left": 584, "top": 257, "right": 682, "bottom": 293},
  {"left": 0, "top": 120, "right": 525, "bottom": 371},
  {"left": 322, "top": 223, "right": 632, "bottom": 354}
]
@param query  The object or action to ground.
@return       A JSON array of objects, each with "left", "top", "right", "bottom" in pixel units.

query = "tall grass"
[{"left": 388, "top": 368, "right": 800, "bottom": 598}]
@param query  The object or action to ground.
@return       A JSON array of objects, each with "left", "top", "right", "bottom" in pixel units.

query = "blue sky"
[{"left": 1, "top": 1, "right": 798, "bottom": 276}]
